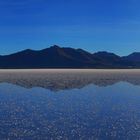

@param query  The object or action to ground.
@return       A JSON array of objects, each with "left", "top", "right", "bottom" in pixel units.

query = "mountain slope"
[
  {"left": 0, "top": 45, "right": 140, "bottom": 68},
  {"left": 0, "top": 45, "right": 100, "bottom": 68},
  {"left": 122, "top": 52, "right": 140, "bottom": 62}
]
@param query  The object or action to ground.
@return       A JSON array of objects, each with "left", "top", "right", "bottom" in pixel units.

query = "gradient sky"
[{"left": 0, "top": 0, "right": 140, "bottom": 55}]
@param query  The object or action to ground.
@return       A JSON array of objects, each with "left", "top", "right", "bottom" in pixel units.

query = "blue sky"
[{"left": 0, "top": 0, "right": 140, "bottom": 55}]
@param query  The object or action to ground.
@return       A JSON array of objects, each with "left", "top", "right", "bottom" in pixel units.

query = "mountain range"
[{"left": 0, "top": 45, "right": 140, "bottom": 68}]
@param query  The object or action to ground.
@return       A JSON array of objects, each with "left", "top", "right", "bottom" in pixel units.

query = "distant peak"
[
  {"left": 94, "top": 51, "right": 109, "bottom": 54},
  {"left": 17, "top": 49, "right": 34, "bottom": 54},
  {"left": 24, "top": 49, "right": 33, "bottom": 52},
  {"left": 50, "top": 45, "right": 61, "bottom": 49},
  {"left": 77, "top": 48, "right": 84, "bottom": 51},
  {"left": 94, "top": 51, "right": 118, "bottom": 55},
  {"left": 130, "top": 52, "right": 140, "bottom": 55}
]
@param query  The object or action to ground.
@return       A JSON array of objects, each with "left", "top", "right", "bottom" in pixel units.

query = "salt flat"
[{"left": 0, "top": 69, "right": 140, "bottom": 90}]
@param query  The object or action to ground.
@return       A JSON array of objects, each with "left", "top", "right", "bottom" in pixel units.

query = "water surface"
[{"left": 0, "top": 82, "right": 140, "bottom": 140}]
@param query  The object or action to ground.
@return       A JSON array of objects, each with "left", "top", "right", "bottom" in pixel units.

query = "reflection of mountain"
[
  {"left": 0, "top": 70, "right": 140, "bottom": 91},
  {"left": 1, "top": 45, "right": 140, "bottom": 68}
]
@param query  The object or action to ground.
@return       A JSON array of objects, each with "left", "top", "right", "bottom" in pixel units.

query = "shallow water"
[{"left": 0, "top": 82, "right": 140, "bottom": 140}]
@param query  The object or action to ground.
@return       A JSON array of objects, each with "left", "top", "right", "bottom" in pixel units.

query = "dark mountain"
[
  {"left": 0, "top": 45, "right": 100, "bottom": 68},
  {"left": 93, "top": 51, "right": 121, "bottom": 65},
  {"left": 0, "top": 45, "right": 140, "bottom": 68},
  {"left": 93, "top": 51, "right": 120, "bottom": 60},
  {"left": 122, "top": 52, "right": 140, "bottom": 62}
]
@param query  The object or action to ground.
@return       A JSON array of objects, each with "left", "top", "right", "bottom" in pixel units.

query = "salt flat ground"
[{"left": 0, "top": 69, "right": 140, "bottom": 90}]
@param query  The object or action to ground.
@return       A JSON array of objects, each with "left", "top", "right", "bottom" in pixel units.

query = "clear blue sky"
[{"left": 0, "top": 0, "right": 140, "bottom": 56}]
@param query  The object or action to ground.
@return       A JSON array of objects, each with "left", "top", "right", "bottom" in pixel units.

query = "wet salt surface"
[
  {"left": 0, "top": 82, "right": 140, "bottom": 140},
  {"left": 1, "top": 69, "right": 140, "bottom": 90}
]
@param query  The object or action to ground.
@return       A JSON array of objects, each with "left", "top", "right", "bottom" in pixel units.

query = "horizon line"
[{"left": 1, "top": 45, "right": 139, "bottom": 57}]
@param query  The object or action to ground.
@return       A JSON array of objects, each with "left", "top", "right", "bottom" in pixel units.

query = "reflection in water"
[
  {"left": 0, "top": 73, "right": 140, "bottom": 90},
  {"left": 0, "top": 82, "right": 140, "bottom": 139},
  {"left": 1, "top": 69, "right": 140, "bottom": 91}
]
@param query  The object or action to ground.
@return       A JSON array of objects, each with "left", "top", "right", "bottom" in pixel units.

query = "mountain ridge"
[{"left": 0, "top": 45, "right": 140, "bottom": 68}]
